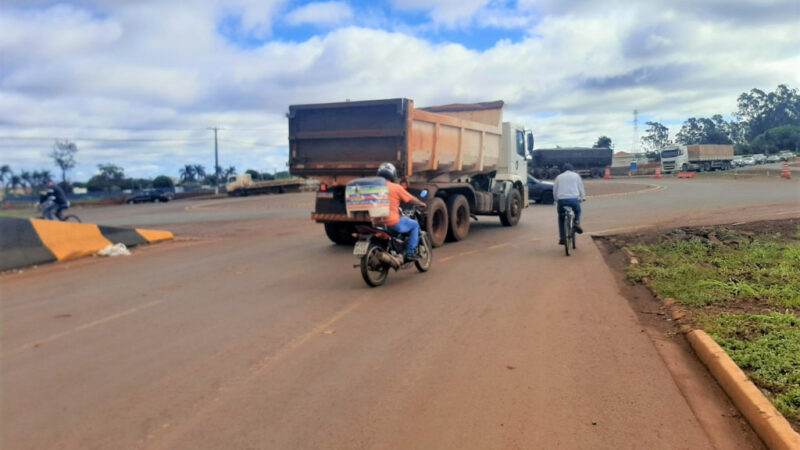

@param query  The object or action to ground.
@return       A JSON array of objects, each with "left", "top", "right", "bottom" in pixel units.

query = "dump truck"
[
  {"left": 529, "top": 148, "right": 613, "bottom": 179},
  {"left": 660, "top": 144, "right": 734, "bottom": 173},
  {"left": 288, "top": 98, "right": 532, "bottom": 247},
  {"left": 225, "top": 173, "right": 305, "bottom": 196}
]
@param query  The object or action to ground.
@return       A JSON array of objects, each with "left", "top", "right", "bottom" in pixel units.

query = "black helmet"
[{"left": 377, "top": 162, "right": 397, "bottom": 182}]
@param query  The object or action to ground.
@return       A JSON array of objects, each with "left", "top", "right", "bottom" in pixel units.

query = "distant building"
[{"left": 612, "top": 151, "right": 634, "bottom": 167}]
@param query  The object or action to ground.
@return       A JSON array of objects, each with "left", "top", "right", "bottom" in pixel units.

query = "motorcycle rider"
[
  {"left": 376, "top": 163, "right": 427, "bottom": 262},
  {"left": 40, "top": 181, "right": 70, "bottom": 220}
]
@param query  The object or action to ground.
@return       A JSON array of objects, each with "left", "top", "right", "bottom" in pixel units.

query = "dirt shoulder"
[{"left": 596, "top": 218, "right": 800, "bottom": 432}]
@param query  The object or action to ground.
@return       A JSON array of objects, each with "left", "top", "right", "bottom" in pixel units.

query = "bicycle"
[
  {"left": 562, "top": 205, "right": 576, "bottom": 256},
  {"left": 36, "top": 200, "right": 81, "bottom": 223}
]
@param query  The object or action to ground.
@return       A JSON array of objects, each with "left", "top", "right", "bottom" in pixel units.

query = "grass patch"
[
  {"left": 0, "top": 209, "right": 35, "bottom": 218},
  {"left": 701, "top": 313, "right": 800, "bottom": 422},
  {"left": 627, "top": 236, "right": 800, "bottom": 308}
]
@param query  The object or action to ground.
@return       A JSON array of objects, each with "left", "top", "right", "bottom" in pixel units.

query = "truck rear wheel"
[
  {"left": 324, "top": 223, "right": 357, "bottom": 245},
  {"left": 426, "top": 197, "right": 448, "bottom": 248},
  {"left": 500, "top": 189, "right": 522, "bottom": 227},
  {"left": 446, "top": 195, "right": 470, "bottom": 242}
]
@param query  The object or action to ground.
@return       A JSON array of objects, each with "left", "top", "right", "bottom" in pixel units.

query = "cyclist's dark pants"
[
  {"left": 44, "top": 204, "right": 68, "bottom": 220},
  {"left": 557, "top": 198, "right": 582, "bottom": 240}
]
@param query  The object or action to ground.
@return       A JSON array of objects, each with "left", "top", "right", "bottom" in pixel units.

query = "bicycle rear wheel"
[{"left": 563, "top": 217, "right": 571, "bottom": 256}]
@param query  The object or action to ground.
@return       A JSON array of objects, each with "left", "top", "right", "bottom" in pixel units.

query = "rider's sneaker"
[
  {"left": 405, "top": 253, "right": 421, "bottom": 262},
  {"left": 558, "top": 239, "right": 565, "bottom": 245},
  {"left": 574, "top": 223, "right": 583, "bottom": 234}
]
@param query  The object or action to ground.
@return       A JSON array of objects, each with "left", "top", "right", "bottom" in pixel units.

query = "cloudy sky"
[{"left": 1, "top": 0, "right": 798, "bottom": 181}]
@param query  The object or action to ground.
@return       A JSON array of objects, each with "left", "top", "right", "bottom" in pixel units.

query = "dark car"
[
  {"left": 527, "top": 174, "right": 554, "bottom": 204},
  {"left": 126, "top": 189, "right": 172, "bottom": 204}
]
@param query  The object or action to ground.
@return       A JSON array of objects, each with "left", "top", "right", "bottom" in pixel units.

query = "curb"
[
  {"left": 621, "top": 247, "right": 800, "bottom": 448},
  {"left": 0, "top": 217, "right": 173, "bottom": 272},
  {"left": 687, "top": 330, "right": 800, "bottom": 450}
]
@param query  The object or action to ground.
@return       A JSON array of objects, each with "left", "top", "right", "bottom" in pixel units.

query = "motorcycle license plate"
[{"left": 353, "top": 240, "right": 370, "bottom": 256}]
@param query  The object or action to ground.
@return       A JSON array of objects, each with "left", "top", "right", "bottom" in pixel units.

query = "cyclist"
[
  {"left": 553, "top": 163, "right": 585, "bottom": 245},
  {"left": 40, "top": 181, "right": 70, "bottom": 220},
  {"left": 376, "top": 162, "right": 427, "bottom": 262}
]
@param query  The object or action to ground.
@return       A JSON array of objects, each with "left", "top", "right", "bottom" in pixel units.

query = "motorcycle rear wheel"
[{"left": 361, "top": 244, "right": 389, "bottom": 287}]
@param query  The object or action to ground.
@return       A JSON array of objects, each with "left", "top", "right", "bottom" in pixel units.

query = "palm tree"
[
  {"left": 179, "top": 165, "right": 196, "bottom": 183},
  {"left": 193, "top": 164, "right": 206, "bottom": 179},
  {"left": 20, "top": 170, "right": 32, "bottom": 192},
  {"left": 224, "top": 166, "right": 236, "bottom": 179},
  {"left": 0, "top": 165, "right": 12, "bottom": 193},
  {"left": 9, "top": 175, "right": 23, "bottom": 192}
]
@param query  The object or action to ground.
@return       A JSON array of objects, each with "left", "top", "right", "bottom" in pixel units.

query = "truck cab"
[
  {"left": 226, "top": 174, "right": 253, "bottom": 192},
  {"left": 660, "top": 146, "right": 684, "bottom": 173}
]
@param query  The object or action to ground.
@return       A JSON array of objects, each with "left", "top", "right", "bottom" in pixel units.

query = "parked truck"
[
  {"left": 288, "top": 98, "right": 532, "bottom": 247},
  {"left": 529, "top": 147, "right": 612, "bottom": 179},
  {"left": 660, "top": 144, "right": 734, "bottom": 173},
  {"left": 225, "top": 173, "right": 305, "bottom": 196}
]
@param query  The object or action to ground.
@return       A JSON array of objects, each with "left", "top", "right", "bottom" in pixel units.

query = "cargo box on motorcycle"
[{"left": 345, "top": 177, "right": 390, "bottom": 220}]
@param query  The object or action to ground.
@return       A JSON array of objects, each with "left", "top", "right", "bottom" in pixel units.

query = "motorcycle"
[{"left": 353, "top": 207, "right": 433, "bottom": 287}]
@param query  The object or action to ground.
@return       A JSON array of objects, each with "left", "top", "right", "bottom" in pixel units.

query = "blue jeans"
[
  {"left": 557, "top": 198, "right": 582, "bottom": 240},
  {"left": 390, "top": 217, "right": 419, "bottom": 255},
  {"left": 44, "top": 203, "right": 66, "bottom": 220}
]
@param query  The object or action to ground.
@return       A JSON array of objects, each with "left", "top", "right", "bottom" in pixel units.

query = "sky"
[{"left": 1, "top": 0, "right": 799, "bottom": 181}]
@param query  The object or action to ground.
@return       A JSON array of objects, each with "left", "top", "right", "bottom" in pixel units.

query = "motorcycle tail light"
[{"left": 320, "top": 184, "right": 327, "bottom": 192}]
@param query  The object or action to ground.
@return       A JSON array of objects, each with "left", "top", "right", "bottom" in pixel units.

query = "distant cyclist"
[
  {"left": 40, "top": 181, "right": 70, "bottom": 220},
  {"left": 553, "top": 163, "right": 585, "bottom": 245}
]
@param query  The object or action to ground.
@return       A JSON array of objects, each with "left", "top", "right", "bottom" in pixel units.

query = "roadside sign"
[{"left": 630, "top": 162, "right": 638, "bottom": 171}]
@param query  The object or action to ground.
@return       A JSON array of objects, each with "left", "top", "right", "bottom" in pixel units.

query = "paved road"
[{"left": 3, "top": 176, "right": 798, "bottom": 449}]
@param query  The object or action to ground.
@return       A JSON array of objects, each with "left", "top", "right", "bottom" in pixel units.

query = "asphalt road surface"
[{"left": 3, "top": 176, "right": 798, "bottom": 449}]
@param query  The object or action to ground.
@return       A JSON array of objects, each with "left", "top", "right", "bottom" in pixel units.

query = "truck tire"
[
  {"left": 682, "top": 163, "right": 689, "bottom": 172},
  {"left": 500, "top": 189, "right": 522, "bottom": 227},
  {"left": 446, "top": 194, "right": 470, "bottom": 242},
  {"left": 426, "top": 197, "right": 448, "bottom": 248},
  {"left": 324, "top": 223, "right": 357, "bottom": 245}
]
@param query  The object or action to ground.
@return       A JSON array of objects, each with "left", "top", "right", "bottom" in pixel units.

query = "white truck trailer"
[{"left": 661, "top": 144, "right": 734, "bottom": 173}]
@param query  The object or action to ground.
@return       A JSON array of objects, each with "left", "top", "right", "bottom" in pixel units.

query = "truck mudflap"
[{"left": 311, "top": 213, "right": 366, "bottom": 223}]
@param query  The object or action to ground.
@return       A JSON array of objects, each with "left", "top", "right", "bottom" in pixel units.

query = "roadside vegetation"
[{"left": 622, "top": 220, "right": 800, "bottom": 424}]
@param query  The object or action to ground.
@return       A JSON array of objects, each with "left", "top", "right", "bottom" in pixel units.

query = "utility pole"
[{"left": 208, "top": 127, "right": 223, "bottom": 195}]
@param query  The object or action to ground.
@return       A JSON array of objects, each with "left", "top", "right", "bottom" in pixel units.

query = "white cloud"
[
  {"left": 0, "top": 1, "right": 798, "bottom": 179},
  {"left": 285, "top": 1, "right": 354, "bottom": 27}
]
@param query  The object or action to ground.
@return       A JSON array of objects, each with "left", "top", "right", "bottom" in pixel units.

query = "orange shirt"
[{"left": 383, "top": 181, "right": 415, "bottom": 227}]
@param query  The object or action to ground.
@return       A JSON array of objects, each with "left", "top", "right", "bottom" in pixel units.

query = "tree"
[
  {"left": 179, "top": 165, "right": 196, "bottom": 183},
  {"left": 675, "top": 117, "right": 733, "bottom": 145},
  {"left": 31, "top": 170, "right": 52, "bottom": 189},
  {"left": 224, "top": 166, "right": 236, "bottom": 179},
  {"left": 20, "top": 170, "right": 32, "bottom": 190},
  {"left": 193, "top": 164, "right": 206, "bottom": 180},
  {"left": 0, "top": 165, "right": 12, "bottom": 193},
  {"left": 50, "top": 140, "right": 78, "bottom": 183},
  {"left": 735, "top": 85, "right": 800, "bottom": 141},
  {"left": 245, "top": 169, "right": 260, "bottom": 180},
  {"left": 593, "top": 136, "right": 612, "bottom": 148},
  {"left": 153, "top": 175, "right": 174, "bottom": 189},
  {"left": 749, "top": 125, "right": 800, "bottom": 154},
  {"left": 641, "top": 121, "right": 672, "bottom": 152},
  {"left": 87, "top": 163, "right": 125, "bottom": 192}
]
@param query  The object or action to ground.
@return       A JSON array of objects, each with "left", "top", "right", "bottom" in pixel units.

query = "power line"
[
  {"left": 0, "top": 124, "right": 286, "bottom": 131},
  {"left": 0, "top": 136, "right": 207, "bottom": 143}
]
